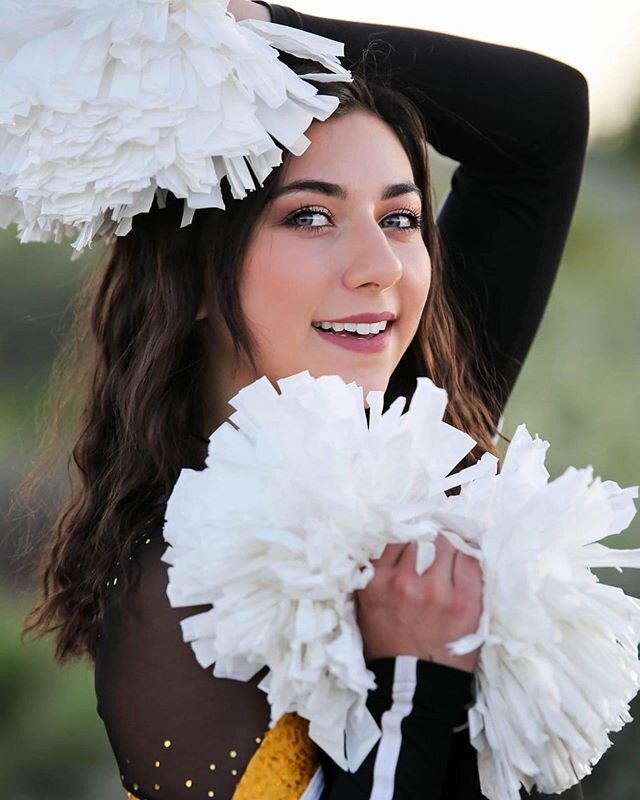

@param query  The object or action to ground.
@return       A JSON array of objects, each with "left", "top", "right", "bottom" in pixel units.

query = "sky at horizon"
[{"left": 289, "top": 0, "right": 640, "bottom": 144}]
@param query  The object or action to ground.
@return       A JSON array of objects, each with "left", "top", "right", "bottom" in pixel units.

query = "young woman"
[{"left": 21, "top": 1, "right": 589, "bottom": 797}]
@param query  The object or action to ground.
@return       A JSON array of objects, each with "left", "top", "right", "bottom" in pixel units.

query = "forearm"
[{"left": 253, "top": 2, "right": 587, "bottom": 172}]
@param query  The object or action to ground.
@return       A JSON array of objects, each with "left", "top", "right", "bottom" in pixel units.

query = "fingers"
[
  {"left": 453, "top": 548, "right": 484, "bottom": 598},
  {"left": 427, "top": 533, "right": 457, "bottom": 593},
  {"left": 373, "top": 542, "right": 410, "bottom": 569},
  {"left": 396, "top": 541, "right": 418, "bottom": 573},
  {"left": 393, "top": 535, "right": 457, "bottom": 589},
  {"left": 361, "top": 543, "right": 408, "bottom": 601},
  {"left": 374, "top": 535, "right": 476, "bottom": 593}
]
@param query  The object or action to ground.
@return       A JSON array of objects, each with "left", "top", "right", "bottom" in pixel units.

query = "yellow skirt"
[{"left": 126, "top": 712, "right": 323, "bottom": 800}]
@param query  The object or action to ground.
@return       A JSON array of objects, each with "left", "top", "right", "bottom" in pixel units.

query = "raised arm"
[{"left": 252, "top": 1, "right": 590, "bottom": 418}]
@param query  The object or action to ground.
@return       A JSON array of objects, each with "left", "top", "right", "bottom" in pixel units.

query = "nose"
[{"left": 341, "top": 214, "right": 404, "bottom": 291}]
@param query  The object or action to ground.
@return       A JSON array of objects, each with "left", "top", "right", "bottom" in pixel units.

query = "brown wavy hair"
[{"left": 17, "top": 65, "right": 507, "bottom": 664}]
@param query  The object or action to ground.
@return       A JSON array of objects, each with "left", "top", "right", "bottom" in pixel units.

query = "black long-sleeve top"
[{"left": 95, "top": 5, "right": 589, "bottom": 798}]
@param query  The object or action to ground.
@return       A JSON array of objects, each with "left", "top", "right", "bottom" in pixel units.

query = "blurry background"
[{"left": 1, "top": 0, "right": 639, "bottom": 797}]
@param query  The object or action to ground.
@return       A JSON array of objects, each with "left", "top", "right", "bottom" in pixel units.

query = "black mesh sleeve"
[{"left": 94, "top": 532, "right": 273, "bottom": 799}]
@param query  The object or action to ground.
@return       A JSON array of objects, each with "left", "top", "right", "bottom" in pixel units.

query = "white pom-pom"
[
  {"left": 0, "top": 0, "right": 352, "bottom": 252},
  {"left": 447, "top": 423, "right": 640, "bottom": 800},
  {"left": 162, "top": 370, "right": 489, "bottom": 770}
]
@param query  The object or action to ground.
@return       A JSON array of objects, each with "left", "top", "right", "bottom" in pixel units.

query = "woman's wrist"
[
  {"left": 226, "top": 0, "right": 272, "bottom": 22},
  {"left": 250, "top": 0, "right": 272, "bottom": 22}
]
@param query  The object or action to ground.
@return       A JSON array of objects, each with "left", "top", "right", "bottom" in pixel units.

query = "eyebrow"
[{"left": 272, "top": 179, "right": 423, "bottom": 203}]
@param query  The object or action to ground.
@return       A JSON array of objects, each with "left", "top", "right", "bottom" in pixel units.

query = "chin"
[
  {"left": 342, "top": 370, "right": 391, "bottom": 406},
  {"left": 293, "top": 357, "right": 392, "bottom": 403}
]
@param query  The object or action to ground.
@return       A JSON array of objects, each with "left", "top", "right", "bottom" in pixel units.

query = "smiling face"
[{"left": 198, "top": 109, "right": 432, "bottom": 434}]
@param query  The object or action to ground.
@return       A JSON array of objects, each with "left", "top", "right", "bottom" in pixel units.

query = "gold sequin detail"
[
  {"left": 113, "top": 577, "right": 118, "bottom": 585},
  {"left": 164, "top": 739, "right": 172, "bottom": 748},
  {"left": 231, "top": 713, "right": 319, "bottom": 800},
  {"left": 255, "top": 736, "right": 262, "bottom": 743},
  {"left": 230, "top": 749, "right": 237, "bottom": 758},
  {"left": 133, "top": 785, "right": 139, "bottom": 792},
  {"left": 125, "top": 714, "right": 320, "bottom": 800},
  {"left": 231, "top": 769, "right": 237, "bottom": 776},
  {"left": 154, "top": 785, "right": 160, "bottom": 791},
  {"left": 185, "top": 779, "right": 193, "bottom": 787},
  {"left": 145, "top": 537, "right": 151, "bottom": 544},
  {"left": 155, "top": 760, "right": 160, "bottom": 767}
]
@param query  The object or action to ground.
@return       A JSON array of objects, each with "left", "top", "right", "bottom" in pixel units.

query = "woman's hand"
[
  {"left": 227, "top": 0, "right": 271, "bottom": 22},
  {"left": 356, "top": 533, "right": 484, "bottom": 673}
]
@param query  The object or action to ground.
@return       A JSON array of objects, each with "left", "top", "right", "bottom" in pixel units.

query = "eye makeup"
[{"left": 282, "top": 204, "right": 423, "bottom": 233}]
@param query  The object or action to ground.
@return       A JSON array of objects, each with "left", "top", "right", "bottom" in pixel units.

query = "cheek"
[
  {"left": 240, "top": 235, "right": 326, "bottom": 341},
  {"left": 404, "top": 250, "right": 432, "bottom": 313},
  {"left": 394, "top": 251, "right": 431, "bottom": 351}
]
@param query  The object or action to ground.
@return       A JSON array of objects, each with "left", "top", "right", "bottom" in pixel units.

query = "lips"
[
  {"left": 311, "top": 312, "right": 397, "bottom": 324},
  {"left": 312, "top": 320, "right": 393, "bottom": 353}
]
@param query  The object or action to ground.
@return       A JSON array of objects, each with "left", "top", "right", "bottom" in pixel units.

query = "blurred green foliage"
[
  {"left": 1, "top": 133, "right": 638, "bottom": 797},
  {"left": 504, "top": 146, "right": 639, "bottom": 547},
  {"left": 0, "top": 591, "right": 117, "bottom": 799}
]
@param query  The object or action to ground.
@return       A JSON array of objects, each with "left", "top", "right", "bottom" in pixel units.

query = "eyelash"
[{"left": 284, "top": 204, "right": 423, "bottom": 234}]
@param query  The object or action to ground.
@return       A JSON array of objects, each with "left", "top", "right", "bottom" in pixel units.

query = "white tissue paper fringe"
[
  {"left": 162, "top": 370, "right": 640, "bottom": 796},
  {"left": 0, "top": 0, "right": 352, "bottom": 255},
  {"left": 443, "top": 423, "right": 640, "bottom": 799},
  {"left": 162, "top": 370, "right": 493, "bottom": 771}
]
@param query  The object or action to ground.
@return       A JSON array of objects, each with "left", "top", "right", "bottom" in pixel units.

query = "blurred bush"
[{"left": 0, "top": 590, "right": 118, "bottom": 799}]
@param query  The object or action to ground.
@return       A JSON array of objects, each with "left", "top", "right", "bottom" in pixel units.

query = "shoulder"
[{"left": 99, "top": 525, "right": 208, "bottom": 658}]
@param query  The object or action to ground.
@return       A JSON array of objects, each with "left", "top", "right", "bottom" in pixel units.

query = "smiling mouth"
[
  {"left": 310, "top": 321, "right": 395, "bottom": 352},
  {"left": 310, "top": 321, "right": 393, "bottom": 339}
]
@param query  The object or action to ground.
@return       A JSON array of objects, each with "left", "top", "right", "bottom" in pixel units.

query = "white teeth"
[{"left": 312, "top": 320, "right": 391, "bottom": 335}]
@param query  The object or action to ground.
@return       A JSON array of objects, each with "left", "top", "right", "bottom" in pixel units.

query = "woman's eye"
[
  {"left": 382, "top": 209, "right": 423, "bottom": 230},
  {"left": 284, "top": 206, "right": 331, "bottom": 232}
]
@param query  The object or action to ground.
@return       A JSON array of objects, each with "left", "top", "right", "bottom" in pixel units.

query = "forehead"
[{"left": 278, "top": 109, "right": 415, "bottom": 187}]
